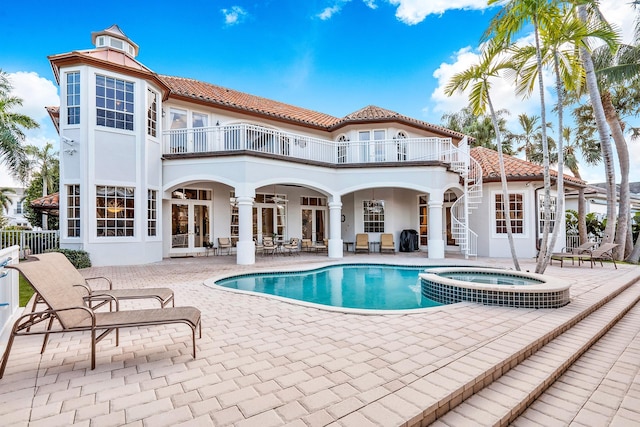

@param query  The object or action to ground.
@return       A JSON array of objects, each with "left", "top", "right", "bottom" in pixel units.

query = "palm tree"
[
  {"left": 20, "top": 142, "right": 58, "bottom": 230},
  {"left": 590, "top": 43, "right": 640, "bottom": 258},
  {"left": 441, "top": 107, "right": 514, "bottom": 153},
  {"left": 506, "top": 114, "right": 545, "bottom": 162},
  {"left": 563, "top": 126, "right": 601, "bottom": 245},
  {"left": 445, "top": 40, "right": 521, "bottom": 271},
  {"left": 509, "top": 2, "right": 616, "bottom": 272},
  {"left": 0, "top": 187, "right": 15, "bottom": 214},
  {"left": 576, "top": 4, "right": 618, "bottom": 248},
  {"left": 0, "top": 70, "right": 37, "bottom": 177},
  {"left": 485, "top": 0, "right": 557, "bottom": 273}
]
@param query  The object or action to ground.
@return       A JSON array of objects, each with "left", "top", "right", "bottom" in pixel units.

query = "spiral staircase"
[{"left": 450, "top": 140, "right": 482, "bottom": 258}]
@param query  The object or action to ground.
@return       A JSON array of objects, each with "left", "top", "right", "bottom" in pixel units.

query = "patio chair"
[
  {"left": 254, "top": 238, "right": 264, "bottom": 256},
  {"left": 217, "top": 237, "right": 232, "bottom": 255},
  {"left": 283, "top": 238, "right": 300, "bottom": 256},
  {"left": 262, "top": 236, "right": 277, "bottom": 256},
  {"left": 312, "top": 238, "right": 328, "bottom": 253},
  {"left": 1, "top": 254, "right": 201, "bottom": 378},
  {"left": 301, "top": 238, "right": 314, "bottom": 252},
  {"left": 355, "top": 233, "right": 369, "bottom": 253},
  {"left": 380, "top": 233, "right": 395, "bottom": 254}
]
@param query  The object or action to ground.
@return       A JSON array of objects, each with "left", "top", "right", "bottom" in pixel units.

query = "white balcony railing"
[{"left": 163, "top": 124, "right": 457, "bottom": 165}]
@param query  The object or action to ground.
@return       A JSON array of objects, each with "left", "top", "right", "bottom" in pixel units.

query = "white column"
[
  {"left": 235, "top": 195, "right": 255, "bottom": 265},
  {"left": 328, "top": 199, "right": 343, "bottom": 259},
  {"left": 428, "top": 194, "right": 445, "bottom": 259}
]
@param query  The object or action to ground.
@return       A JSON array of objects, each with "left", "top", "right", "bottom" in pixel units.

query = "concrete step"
[
  {"left": 430, "top": 280, "right": 640, "bottom": 426},
  {"left": 511, "top": 296, "right": 640, "bottom": 427}
]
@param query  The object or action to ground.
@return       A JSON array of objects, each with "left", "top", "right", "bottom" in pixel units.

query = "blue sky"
[{"left": 1, "top": 0, "right": 638, "bottom": 186}]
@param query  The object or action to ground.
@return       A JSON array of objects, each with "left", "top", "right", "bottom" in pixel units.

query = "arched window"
[
  {"left": 396, "top": 131, "right": 408, "bottom": 161},
  {"left": 337, "top": 134, "right": 348, "bottom": 164}
]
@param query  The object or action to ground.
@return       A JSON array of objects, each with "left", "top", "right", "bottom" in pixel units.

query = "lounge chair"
[
  {"left": 564, "top": 241, "right": 597, "bottom": 254},
  {"left": 380, "top": 233, "right": 395, "bottom": 254},
  {"left": 217, "top": 237, "right": 232, "bottom": 255},
  {"left": 355, "top": 234, "right": 369, "bottom": 253},
  {"left": 1, "top": 254, "right": 201, "bottom": 378},
  {"left": 576, "top": 243, "right": 619, "bottom": 269},
  {"left": 34, "top": 252, "right": 173, "bottom": 309},
  {"left": 551, "top": 243, "right": 618, "bottom": 269}
]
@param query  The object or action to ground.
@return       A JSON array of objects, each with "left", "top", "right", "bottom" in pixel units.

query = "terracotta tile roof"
[
  {"left": 471, "top": 146, "right": 585, "bottom": 187},
  {"left": 46, "top": 106, "right": 59, "bottom": 133},
  {"left": 335, "top": 105, "right": 470, "bottom": 140},
  {"left": 30, "top": 193, "right": 59, "bottom": 212},
  {"left": 159, "top": 75, "right": 341, "bottom": 129}
]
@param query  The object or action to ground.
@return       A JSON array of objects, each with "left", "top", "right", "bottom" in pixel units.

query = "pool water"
[
  {"left": 215, "top": 265, "right": 442, "bottom": 310},
  {"left": 437, "top": 272, "right": 544, "bottom": 286}
]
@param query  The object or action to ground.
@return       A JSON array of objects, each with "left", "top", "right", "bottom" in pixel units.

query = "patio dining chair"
[
  {"left": 262, "top": 236, "right": 277, "bottom": 256},
  {"left": 283, "top": 238, "right": 300, "bottom": 255},
  {"left": 1, "top": 254, "right": 201, "bottom": 378}
]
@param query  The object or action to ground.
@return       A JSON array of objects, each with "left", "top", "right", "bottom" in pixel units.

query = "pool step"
[{"left": 430, "top": 279, "right": 640, "bottom": 426}]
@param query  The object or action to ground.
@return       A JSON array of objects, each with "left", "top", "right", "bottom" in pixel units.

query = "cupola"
[{"left": 91, "top": 24, "right": 139, "bottom": 58}]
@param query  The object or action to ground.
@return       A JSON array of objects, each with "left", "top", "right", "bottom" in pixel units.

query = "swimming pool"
[{"left": 214, "top": 264, "right": 442, "bottom": 311}]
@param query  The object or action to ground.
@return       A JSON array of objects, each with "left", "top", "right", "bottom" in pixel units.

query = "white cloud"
[
  {"left": 599, "top": 0, "right": 637, "bottom": 45},
  {"left": 363, "top": 0, "right": 377, "bottom": 9},
  {"left": 387, "top": 0, "right": 490, "bottom": 25},
  {"left": 221, "top": 6, "right": 249, "bottom": 26},
  {"left": 6, "top": 71, "right": 59, "bottom": 123},
  {"left": 429, "top": 41, "right": 554, "bottom": 130},
  {"left": 318, "top": 5, "right": 343, "bottom": 20}
]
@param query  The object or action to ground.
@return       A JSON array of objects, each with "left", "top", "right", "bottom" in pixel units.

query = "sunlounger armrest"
[{"left": 86, "top": 276, "right": 113, "bottom": 290}]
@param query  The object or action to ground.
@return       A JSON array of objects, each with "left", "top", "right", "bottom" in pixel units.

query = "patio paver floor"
[{"left": 0, "top": 252, "right": 638, "bottom": 426}]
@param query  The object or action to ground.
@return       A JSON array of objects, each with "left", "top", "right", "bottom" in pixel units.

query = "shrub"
[{"left": 46, "top": 248, "right": 91, "bottom": 269}]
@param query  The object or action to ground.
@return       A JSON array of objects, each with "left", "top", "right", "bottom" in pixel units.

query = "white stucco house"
[
  {"left": 0, "top": 174, "right": 32, "bottom": 229},
  {"left": 47, "top": 25, "right": 585, "bottom": 266}
]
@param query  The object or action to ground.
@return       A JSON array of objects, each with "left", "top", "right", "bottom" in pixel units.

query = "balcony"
[{"left": 162, "top": 123, "right": 462, "bottom": 166}]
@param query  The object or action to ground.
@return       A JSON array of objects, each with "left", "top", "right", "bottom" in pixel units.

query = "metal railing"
[
  {"left": 449, "top": 139, "right": 482, "bottom": 258},
  {"left": 163, "top": 123, "right": 455, "bottom": 165},
  {"left": 0, "top": 230, "right": 60, "bottom": 258}
]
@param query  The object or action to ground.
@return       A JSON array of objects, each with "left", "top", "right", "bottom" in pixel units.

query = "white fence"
[
  {"left": 0, "top": 246, "right": 19, "bottom": 349},
  {"left": 0, "top": 230, "right": 59, "bottom": 258},
  {"left": 565, "top": 234, "right": 602, "bottom": 250}
]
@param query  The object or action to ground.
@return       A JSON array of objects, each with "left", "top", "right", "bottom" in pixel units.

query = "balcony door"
[{"left": 359, "top": 130, "right": 386, "bottom": 162}]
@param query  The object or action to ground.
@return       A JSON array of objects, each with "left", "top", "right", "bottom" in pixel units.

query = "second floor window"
[
  {"left": 147, "top": 89, "right": 158, "bottom": 137},
  {"left": 67, "top": 72, "right": 80, "bottom": 125},
  {"left": 96, "top": 75, "right": 134, "bottom": 130}
]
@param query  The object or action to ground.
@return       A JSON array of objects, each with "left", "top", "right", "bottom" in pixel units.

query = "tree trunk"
[
  {"left": 541, "top": 53, "right": 565, "bottom": 274},
  {"left": 532, "top": 17, "right": 553, "bottom": 274},
  {"left": 601, "top": 91, "right": 630, "bottom": 259},
  {"left": 578, "top": 6, "right": 617, "bottom": 246},
  {"left": 488, "top": 95, "right": 520, "bottom": 271},
  {"left": 627, "top": 232, "right": 640, "bottom": 263},
  {"left": 578, "top": 187, "right": 588, "bottom": 244}
]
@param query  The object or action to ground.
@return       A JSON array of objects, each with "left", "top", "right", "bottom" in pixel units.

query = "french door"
[
  {"left": 171, "top": 202, "right": 211, "bottom": 253},
  {"left": 302, "top": 208, "right": 326, "bottom": 243}
]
